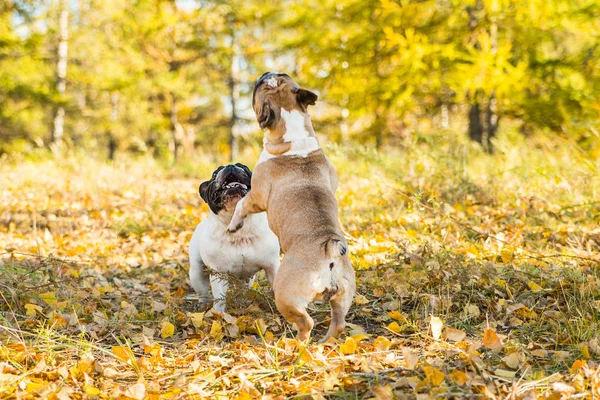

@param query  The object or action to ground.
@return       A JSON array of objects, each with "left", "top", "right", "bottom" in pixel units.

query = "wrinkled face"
[
  {"left": 199, "top": 164, "right": 252, "bottom": 214},
  {"left": 252, "top": 72, "right": 318, "bottom": 132}
]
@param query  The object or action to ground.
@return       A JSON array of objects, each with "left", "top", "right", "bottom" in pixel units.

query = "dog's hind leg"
[
  {"left": 321, "top": 274, "right": 355, "bottom": 342},
  {"left": 276, "top": 297, "right": 314, "bottom": 342}
]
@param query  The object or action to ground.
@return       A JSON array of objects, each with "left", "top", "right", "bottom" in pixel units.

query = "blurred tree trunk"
[
  {"left": 228, "top": 27, "right": 240, "bottom": 161},
  {"left": 107, "top": 92, "right": 118, "bottom": 160},
  {"left": 50, "top": 0, "right": 69, "bottom": 154},
  {"left": 169, "top": 93, "right": 184, "bottom": 163},
  {"left": 466, "top": 1, "right": 498, "bottom": 154}
]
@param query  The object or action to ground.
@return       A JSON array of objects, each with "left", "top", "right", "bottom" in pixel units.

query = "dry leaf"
[
  {"left": 160, "top": 321, "right": 175, "bottom": 338},
  {"left": 483, "top": 328, "right": 503, "bottom": 351},
  {"left": 430, "top": 316, "right": 443, "bottom": 340},
  {"left": 423, "top": 366, "right": 445, "bottom": 386},
  {"left": 373, "top": 336, "right": 392, "bottom": 350},
  {"left": 112, "top": 346, "right": 134, "bottom": 363},
  {"left": 502, "top": 352, "right": 520, "bottom": 369},
  {"left": 448, "top": 370, "right": 470, "bottom": 386},
  {"left": 527, "top": 281, "right": 543, "bottom": 291},
  {"left": 402, "top": 347, "right": 418, "bottom": 369},
  {"left": 569, "top": 359, "right": 586, "bottom": 373},
  {"left": 339, "top": 337, "right": 357, "bottom": 355},
  {"left": 387, "top": 321, "right": 402, "bottom": 333},
  {"left": 494, "top": 369, "right": 516, "bottom": 378},
  {"left": 445, "top": 327, "right": 466, "bottom": 342}
]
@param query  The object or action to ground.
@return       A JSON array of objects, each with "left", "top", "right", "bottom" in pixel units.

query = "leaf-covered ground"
[{"left": 1, "top": 135, "right": 600, "bottom": 399}]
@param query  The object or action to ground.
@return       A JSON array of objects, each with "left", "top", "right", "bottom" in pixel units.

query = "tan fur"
[{"left": 228, "top": 74, "right": 356, "bottom": 341}]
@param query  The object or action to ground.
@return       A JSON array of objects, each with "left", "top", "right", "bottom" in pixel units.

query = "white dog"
[{"left": 188, "top": 163, "right": 280, "bottom": 312}]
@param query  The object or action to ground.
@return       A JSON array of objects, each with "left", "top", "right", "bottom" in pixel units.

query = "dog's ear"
[
  {"left": 257, "top": 100, "right": 276, "bottom": 130},
  {"left": 199, "top": 181, "right": 210, "bottom": 202},
  {"left": 296, "top": 88, "right": 318, "bottom": 108},
  {"left": 235, "top": 163, "right": 252, "bottom": 178}
]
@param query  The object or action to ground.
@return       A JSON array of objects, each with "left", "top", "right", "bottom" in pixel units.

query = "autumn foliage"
[{"left": 1, "top": 132, "right": 599, "bottom": 398}]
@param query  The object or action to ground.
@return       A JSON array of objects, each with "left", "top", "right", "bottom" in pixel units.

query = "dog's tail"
[{"left": 320, "top": 237, "right": 348, "bottom": 302}]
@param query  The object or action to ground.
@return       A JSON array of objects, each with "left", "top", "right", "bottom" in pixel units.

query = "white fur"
[
  {"left": 256, "top": 109, "right": 320, "bottom": 165},
  {"left": 266, "top": 77, "right": 278, "bottom": 88},
  {"left": 281, "top": 109, "right": 310, "bottom": 142},
  {"left": 188, "top": 210, "right": 280, "bottom": 312}
]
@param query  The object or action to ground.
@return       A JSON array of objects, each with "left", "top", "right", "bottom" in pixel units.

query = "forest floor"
[{"left": 1, "top": 134, "right": 600, "bottom": 399}]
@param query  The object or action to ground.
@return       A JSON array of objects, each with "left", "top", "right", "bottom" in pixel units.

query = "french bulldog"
[
  {"left": 188, "top": 163, "right": 280, "bottom": 312},
  {"left": 227, "top": 73, "right": 356, "bottom": 341}
]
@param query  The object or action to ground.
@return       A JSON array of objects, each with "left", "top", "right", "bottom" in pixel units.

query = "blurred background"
[{"left": 1, "top": 0, "right": 599, "bottom": 161}]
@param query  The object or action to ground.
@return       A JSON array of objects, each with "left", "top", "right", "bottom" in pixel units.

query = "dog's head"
[
  {"left": 199, "top": 163, "right": 252, "bottom": 214},
  {"left": 252, "top": 72, "right": 318, "bottom": 136}
]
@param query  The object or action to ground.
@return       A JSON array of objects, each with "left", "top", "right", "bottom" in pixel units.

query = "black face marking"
[{"left": 199, "top": 164, "right": 252, "bottom": 214}]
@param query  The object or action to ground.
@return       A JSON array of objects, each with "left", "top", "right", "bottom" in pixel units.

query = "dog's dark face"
[{"left": 199, "top": 164, "right": 252, "bottom": 214}]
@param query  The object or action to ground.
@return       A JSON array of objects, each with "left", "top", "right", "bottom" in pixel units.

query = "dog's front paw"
[{"left": 227, "top": 219, "right": 244, "bottom": 233}]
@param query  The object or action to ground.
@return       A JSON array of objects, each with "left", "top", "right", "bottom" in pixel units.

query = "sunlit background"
[{"left": 1, "top": 0, "right": 598, "bottom": 161}]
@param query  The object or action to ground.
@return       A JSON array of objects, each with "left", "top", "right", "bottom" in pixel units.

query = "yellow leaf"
[
  {"left": 402, "top": 346, "right": 418, "bottom": 369},
  {"left": 483, "top": 328, "right": 503, "bottom": 351},
  {"left": 527, "top": 281, "right": 543, "bottom": 292},
  {"left": 445, "top": 327, "right": 466, "bottom": 342},
  {"left": 351, "top": 333, "right": 369, "bottom": 342},
  {"left": 448, "top": 370, "right": 469, "bottom": 386},
  {"left": 569, "top": 359, "right": 586, "bottom": 373},
  {"left": 423, "top": 366, "right": 445, "bottom": 386},
  {"left": 373, "top": 336, "right": 392, "bottom": 350},
  {"left": 25, "top": 382, "right": 47, "bottom": 393},
  {"left": 500, "top": 249, "right": 513, "bottom": 263},
  {"left": 580, "top": 345, "right": 590, "bottom": 360},
  {"left": 430, "top": 316, "right": 443, "bottom": 340},
  {"left": 210, "top": 320, "right": 223, "bottom": 339},
  {"left": 84, "top": 385, "right": 100, "bottom": 395},
  {"left": 160, "top": 321, "right": 175, "bottom": 338},
  {"left": 236, "top": 392, "right": 253, "bottom": 400},
  {"left": 387, "top": 321, "right": 402, "bottom": 333},
  {"left": 339, "top": 337, "right": 357, "bottom": 355},
  {"left": 387, "top": 310, "right": 406, "bottom": 322},
  {"left": 112, "top": 346, "right": 134, "bottom": 363},
  {"left": 25, "top": 303, "right": 42, "bottom": 317},
  {"left": 502, "top": 352, "right": 520, "bottom": 369},
  {"left": 39, "top": 292, "right": 57, "bottom": 307},
  {"left": 495, "top": 369, "right": 516, "bottom": 378},
  {"left": 189, "top": 312, "right": 204, "bottom": 328},
  {"left": 354, "top": 294, "right": 369, "bottom": 305}
]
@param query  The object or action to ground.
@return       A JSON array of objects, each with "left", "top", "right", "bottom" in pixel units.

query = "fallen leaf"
[
  {"left": 494, "top": 369, "right": 516, "bottom": 378},
  {"left": 339, "top": 337, "right": 357, "bottom": 355},
  {"left": 387, "top": 321, "right": 402, "bottom": 333},
  {"left": 569, "top": 359, "right": 586, "bottom": 373},
  {"left": 388, "top": 310, "right": 406, "bottom": 322},
  {"left": 430, "top": 316, "right": 443, "bottom": 340},
  {"left": 112, "top": 346, "right": 134, "bottom": 363},
  {"left": 423, "top": 366, "right": 445, "bottom": 386},
  {"left": 373, "top": 336, "right": 392, "bottom": 350},
  {"left": 502, "top": 352, "right": 520, "bottom": 369},
  {"left": 24, "top": 303, "right": 42, "bottom": 317},
  {"left": 483, "top": 328, "right": 503, "bottom": 351},
  {"left": 160, "top": 321, "right": 175, "bottom": 338},
  {"left": 354, "top": 294, "right": 369, "bottom": 305},
  {"left": 84, "top": 385, "right": 100, "bottom": 395},
  {"left": 210, "top": 320, "right": 223, "bottom": 339},
  {"left": 448, "top": 370, "right": 470, "bottom": 386},
  {"left": 124, "top": 382, "right": 146, "bottom": 400},
  {"left": 402, "top": 347, "right": 418, "bottom": 369},
  {"left": 445, "top": 327, "right": 466, "bottom": 342},
  {"left": 527, "top": 281, "right": 543, "bottom": 292}
]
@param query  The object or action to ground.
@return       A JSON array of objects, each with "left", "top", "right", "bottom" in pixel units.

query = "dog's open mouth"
[{"left": 223, "top": 182, "right": 248, "bottom": 190}]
